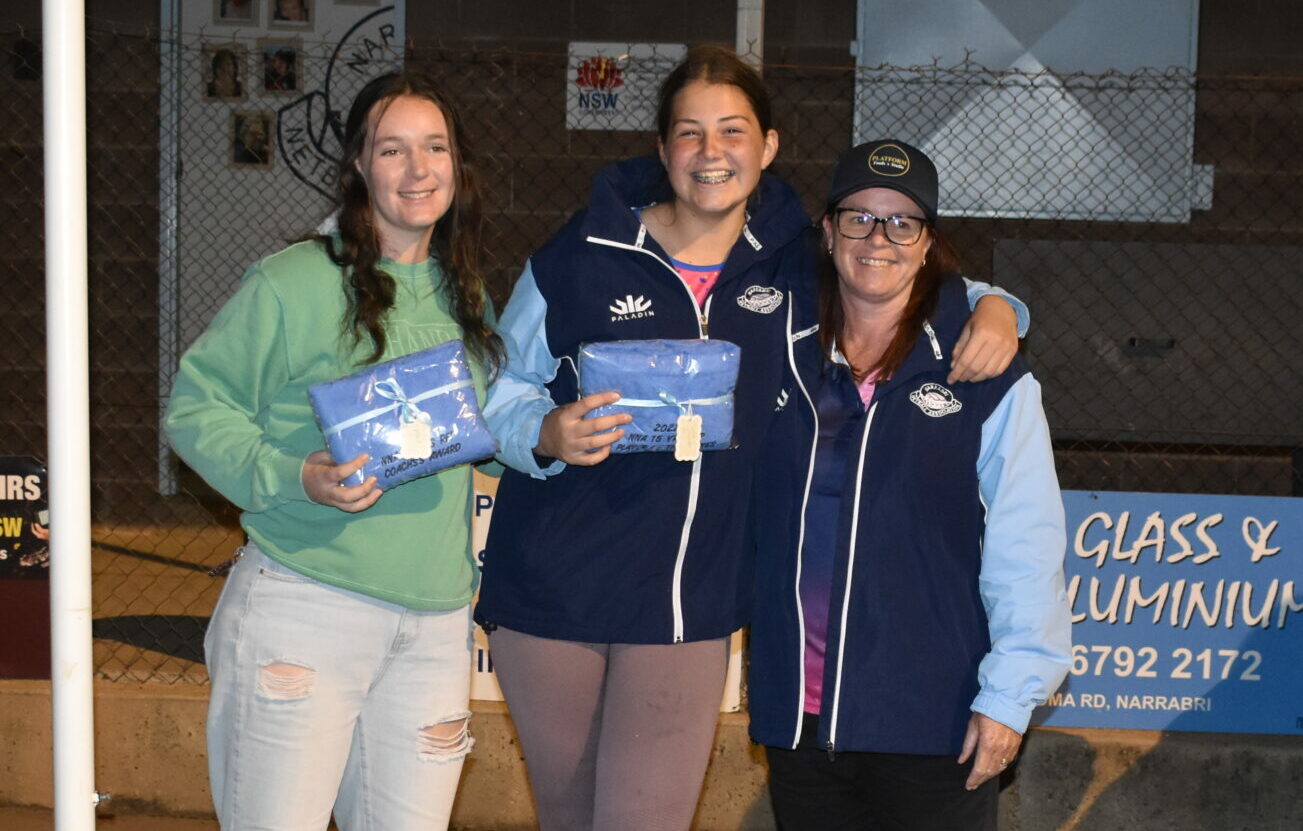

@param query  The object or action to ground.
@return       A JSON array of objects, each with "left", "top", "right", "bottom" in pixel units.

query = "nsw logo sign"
[
  {"left": 566, "top": 42, "right": 685, "bottom": 131},
  {"left": 576, "top": 56, "right": 623, "bottom": 110}
]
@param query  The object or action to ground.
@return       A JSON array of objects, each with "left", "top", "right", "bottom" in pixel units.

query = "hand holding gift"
[
  {"left": 535, "top": 391, "right": 633, "bottom": 466},
  {"left": 301, "top": 450, "right": 381, "bottom": 513}
]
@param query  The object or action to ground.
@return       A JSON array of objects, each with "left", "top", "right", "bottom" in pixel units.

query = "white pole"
[
  {"left": 157, "top": 0, "right": 181, "bottom": 497},
  {"left": 43, "top": 0, "right": 98, "bottom": 828},
  {"left": 736, "top": 0, "right": 764, "bottom": 71}
]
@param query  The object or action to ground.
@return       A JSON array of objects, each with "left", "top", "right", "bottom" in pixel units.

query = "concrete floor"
[{"left": 0, "top": 806, "right": 219, "bottom": 830}]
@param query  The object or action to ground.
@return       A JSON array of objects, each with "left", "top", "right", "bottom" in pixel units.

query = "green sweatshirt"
[{"left": 165, "top": 239, "right": 491, "bottom": 610}]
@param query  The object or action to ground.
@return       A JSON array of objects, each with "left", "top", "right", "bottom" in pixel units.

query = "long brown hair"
[
  {"left": 316, "top": 71, "right": 502, "bottom": 374},
  {"left": 817, "top": 222, "right": 962, "bottom": 383}
]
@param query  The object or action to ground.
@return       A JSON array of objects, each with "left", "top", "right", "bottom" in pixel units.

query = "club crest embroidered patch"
[
  {"left": 736, "top": 285, "right": 784, "bottom": 314},
  {"left": 909, "top": 382, "right": 962, "bottom": 418}
]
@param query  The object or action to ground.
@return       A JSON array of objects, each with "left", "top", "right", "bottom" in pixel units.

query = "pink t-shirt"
[
  {"left": 856, "top": 375, "right": 877, "bottom": 408},
  {"left": 671, "top": 259, "right": 723, "bottom": 307}
]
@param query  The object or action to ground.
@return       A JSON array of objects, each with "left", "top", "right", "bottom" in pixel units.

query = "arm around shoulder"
[{"left": 962, "top": 277, "right": 1029, "bottom": 337}]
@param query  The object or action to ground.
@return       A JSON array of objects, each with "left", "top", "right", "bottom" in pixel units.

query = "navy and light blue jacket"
[
  {"left": 475, "top": 157, "right": 1030, "bottom": 646},
  {"left": 475, "top": 157, "right": 816, "bottom": 644},
  {"left": 748, "top": 276, "right": 1071, "bottom": 755}
]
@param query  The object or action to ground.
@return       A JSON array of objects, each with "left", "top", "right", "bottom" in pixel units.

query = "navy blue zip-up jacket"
[
  {"left": 475, "top": 156, "right": 818, "bottom": 645},
  {"left": 748, "top": 276, "right": 1070, "bottom": 755}
]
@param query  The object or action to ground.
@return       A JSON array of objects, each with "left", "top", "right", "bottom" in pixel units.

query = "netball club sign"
[
  {"left": 1032, "top": 491, "right": 1303, "bottom": 735},
  {"left": 566, "top": 42, "right": 685, "bottom": 131}
]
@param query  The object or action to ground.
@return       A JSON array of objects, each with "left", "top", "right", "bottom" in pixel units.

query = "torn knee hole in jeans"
[
  {"left": 418, "top": 712, "right": 474, "bottom": 762},
  {"left": 256, "top": 661, "right": 316, "bottom": 700}
]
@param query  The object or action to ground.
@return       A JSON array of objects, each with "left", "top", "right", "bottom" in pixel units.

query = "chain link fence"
[{"left": 0, "top": 24, "right": 1299, "bottom": 683}]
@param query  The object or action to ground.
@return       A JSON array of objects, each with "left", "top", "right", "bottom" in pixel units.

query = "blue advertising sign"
[{"left": 1031, "top": 491, "right": 1303, "bottom": 734}]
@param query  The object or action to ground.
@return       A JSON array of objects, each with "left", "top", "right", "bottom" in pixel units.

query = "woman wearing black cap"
[{"left": 747, "top": 139, "right": 1073, "bottom": 831}]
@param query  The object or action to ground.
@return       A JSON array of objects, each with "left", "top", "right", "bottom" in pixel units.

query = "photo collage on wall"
[{"left": 206, "top": 0, "right": 362, "bottom": 168}]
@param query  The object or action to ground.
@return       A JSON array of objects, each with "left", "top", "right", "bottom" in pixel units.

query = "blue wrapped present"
[
  {"left": 578, "top": 339, "right": 740, "bottom": 455},
  {"left": 308, "top": 340, "right": 497, "bottom": 488}
]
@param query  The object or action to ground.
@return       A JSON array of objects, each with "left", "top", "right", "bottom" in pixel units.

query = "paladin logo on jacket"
[{"left": 609, "top": 294, "right": 655, "bottom": 322}]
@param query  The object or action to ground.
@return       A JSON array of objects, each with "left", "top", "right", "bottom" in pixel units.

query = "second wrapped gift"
[{"left": 578, "top": 338, "right": 741, "bottom": 456}]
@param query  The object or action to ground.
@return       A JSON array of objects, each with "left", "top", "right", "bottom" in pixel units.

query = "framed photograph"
[
  {"left": 259, "top": 38, "right": 302, "bottom": 95},
  {"left": 202, "top": 43, "right": 248, "bottom": 102},
  {"left": 213, "top": 0, "right": 258, "bottom": 25},
  {"left": 231, "top": 111, "right": 274, "bottom": 168},
  {"left": 268, "top": 0, "right": 314, "bottom": 30}
]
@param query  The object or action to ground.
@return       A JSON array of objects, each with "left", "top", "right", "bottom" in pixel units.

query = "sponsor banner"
[
  {"left": 1032, "top": 490, "right": 1303, "bottom": 734},
  {"left": 469, "top": 472, "right": 744, "bottom": 711},
  {"left": 566, "top": 42, "right": 685, "bottom": 131},
  {"left": 0, "top": 456, "right": 49, "bottom": 579}
]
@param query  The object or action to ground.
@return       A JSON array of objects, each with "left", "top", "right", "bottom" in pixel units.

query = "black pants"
[{"left": 764, "top": 715, "right": 998, "bottom": 831}]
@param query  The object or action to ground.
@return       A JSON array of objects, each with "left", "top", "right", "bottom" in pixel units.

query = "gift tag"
[
  {"left": 674, "top": 413, "right": 703, "bottom": 462},
  {"left": 396, "top": 418, "right": 433, "bottom": 459}
]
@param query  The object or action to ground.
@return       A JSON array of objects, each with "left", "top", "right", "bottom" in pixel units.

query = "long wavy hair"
[
  {"left": 817, "top": 220, "right": 962, "bottom": 383},
  {"left": 316, "top": 72, "right": 502, "bottom": 374}
]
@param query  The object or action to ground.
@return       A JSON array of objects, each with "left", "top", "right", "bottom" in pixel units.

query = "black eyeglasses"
[{"left": 832, "top": 209, "right": 928, "bottom": 246}]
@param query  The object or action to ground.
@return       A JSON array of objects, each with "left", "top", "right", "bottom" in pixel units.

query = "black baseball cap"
[{"left": 825, "top": 139, "right": 938, "bottom": 223}]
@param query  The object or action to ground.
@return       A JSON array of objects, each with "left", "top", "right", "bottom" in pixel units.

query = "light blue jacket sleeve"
[
  {"left": 971, "top": 373, "right": 1071, "bottom": 733},
  {"left": 482, "top": 262, "right": 567, "bottom": 478},
  {"left": 963, "top": 277, "right": 1030, "bottom": 338}
]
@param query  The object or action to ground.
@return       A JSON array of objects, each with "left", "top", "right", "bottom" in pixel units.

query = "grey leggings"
[{"left": 489, "top": 627, "right": 731, "bottom": 831}]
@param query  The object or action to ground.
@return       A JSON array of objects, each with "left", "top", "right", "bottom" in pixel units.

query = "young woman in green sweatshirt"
[{"left": 165, "top": 72, "right": 501, "bottom": 831}]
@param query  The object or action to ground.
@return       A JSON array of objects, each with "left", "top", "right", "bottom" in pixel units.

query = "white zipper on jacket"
[
  {"left": 826, "top": 400, "right": 878, "bottom": 754},
  {"left": 585, "top": 232, "right": 715, "bottom": 643},
  {"left": 785, "top": 298, "right": 821, "bottom": 749},
  {"left": 922, "top": 322, "right": 943, "bottom": 360}
]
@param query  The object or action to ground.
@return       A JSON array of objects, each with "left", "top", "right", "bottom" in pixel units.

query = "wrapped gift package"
[
  {"left": 308, "top": 339, "right": 497, "bottom": 488},
  {"left": 578, "top": 339, "right": 741, "bottom": 455}
]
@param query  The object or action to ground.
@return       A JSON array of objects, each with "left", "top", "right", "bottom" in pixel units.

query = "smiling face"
[
  {"left": 357, "top": 94, "right": 456, "bottom": 263},
  {"left": 658, "top": 80, "right": 778, "bottom": 225},
  {"left": 823, "top": 187, "right": 932, "bottom": 314}
]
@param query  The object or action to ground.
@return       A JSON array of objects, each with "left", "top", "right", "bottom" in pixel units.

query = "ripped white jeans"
[{"left": 205, "top": 543, "right": 473, "bottom": 831}]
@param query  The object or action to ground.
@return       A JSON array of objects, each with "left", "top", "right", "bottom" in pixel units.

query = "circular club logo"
[
  {"left": 867, "top": 143, "right": 910, "bottom": 177},
  {"left": 737, "top": 285, "right": 784, "bottom": 314},
  {"left": 909, "top": 382, "right": 962, "bottom": 418}
]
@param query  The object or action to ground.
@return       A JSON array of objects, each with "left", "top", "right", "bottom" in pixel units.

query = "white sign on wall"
[{"left": 566, "top": 42, "right": 686, "bottom": 131}]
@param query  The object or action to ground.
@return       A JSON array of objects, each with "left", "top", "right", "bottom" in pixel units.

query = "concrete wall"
[{"left": 3, "top": 682, "right": 1301, "bottom": 829}]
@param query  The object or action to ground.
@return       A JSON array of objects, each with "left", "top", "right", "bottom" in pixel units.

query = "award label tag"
[
  {"left": 396, "top": 418, "right": 433, "bottom": 459},
  {"left": 674, "top": 413, "right": 703, "bottom": 462}
]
